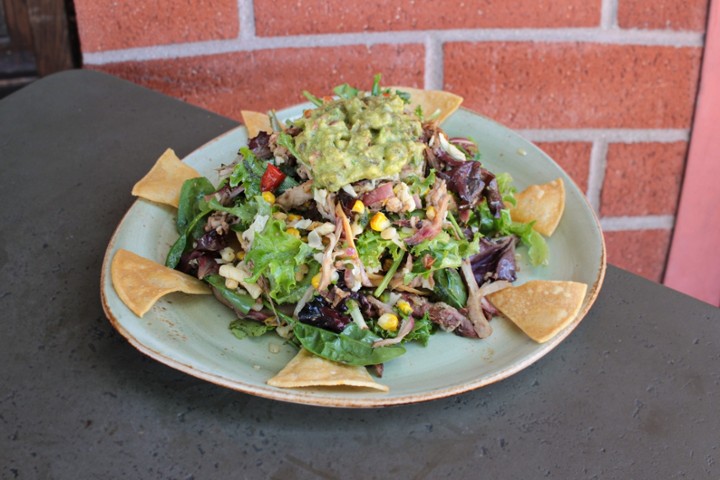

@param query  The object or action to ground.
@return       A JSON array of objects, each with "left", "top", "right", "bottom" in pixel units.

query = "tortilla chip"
[
  {"left": 111, "top": 249, "right": 210, "bottom": 317},
  {"left": 131, "top": 148, "right": 201, "bottom": 208},
  {"left": 510, "top": 178, "right": 566, "bottom": 236},
  {"left": 267, "top": 348, "right": 389, "bottom": 392},
  {"left": 391, "top": 86, "right": 463, "bottom": 124},
  {"left": 241, "top": 110, "right": 273, "bottom": 138},
  {"left": 487, "top": 280, "right": 587, "bottom": 343}
]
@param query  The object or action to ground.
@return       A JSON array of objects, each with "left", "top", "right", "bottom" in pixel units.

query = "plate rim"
[{"left": 100, "top": 107, "right": 606, "bottom": 408}]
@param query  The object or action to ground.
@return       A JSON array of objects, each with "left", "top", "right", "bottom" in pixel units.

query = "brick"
[
  {"left": 604, "top": 229, "right": 672, "bottom": 282},
  {"left": 600, "top": 142, "right": 687, "bottom": 217},
  {"left": 535, "top": 142, "right": 592, "bottom": 192},
  {"left": 89, "top": 45, "right": 425, "bottom": 120},
  {"left": 254, "top": 0, "right": 601, "bottom": 36},
  {"left": 618, "top": 0, "right": 709, "bottom": 31},
  {"left": 74, "top": 0, "right": 239, "bottom": 53},
  {"left": 444, "top": 43, "right": 702, "bottom": 129}
]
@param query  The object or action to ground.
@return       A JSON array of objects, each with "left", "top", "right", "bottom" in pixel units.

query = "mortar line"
[
  {"left": 518, "top": 128, "right": 690, "bottom": 142},
  {"left": 601, "top": 0, "right": 619, "bottom": 29},
  {"left": 600, "top": 215, "right": 675, "bottom": 231},
  {"left": 424, "top": 35, "right": 444, "bottom": 90},
  {"left": 238, "top": 0, "right": 256, "bottom": 39},
  {"left": 82, "top": 28, "right": 704, "bottom": 65},
  {"left": 586, "top": 139, "right": 608, "bottom": 213}
]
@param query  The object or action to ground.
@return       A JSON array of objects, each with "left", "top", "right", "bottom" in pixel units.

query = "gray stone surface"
[{"left": 1, "top": 70, "right": 718, "bottom": 479}]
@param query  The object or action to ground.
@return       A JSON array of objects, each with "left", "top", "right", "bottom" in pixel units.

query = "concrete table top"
[{"left": 1, "top": 70, "right": 718, "bottom": 479}]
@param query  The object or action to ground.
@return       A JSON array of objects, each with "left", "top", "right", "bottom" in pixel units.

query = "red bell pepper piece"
[{"left": 261, "top": 163, "right": 286, "bottom": 192}]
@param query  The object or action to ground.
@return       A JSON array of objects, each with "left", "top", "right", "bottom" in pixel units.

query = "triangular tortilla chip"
[
  {"left": 241, "top": 110, "right": 273, "bottom": 138},
  {"left": 510, "top": 178, "right": 566, "bottom": 236},
  {"left": 487, "top": 280, "right": 587, "bottom": 343},
  {"left": 131, "top": 148, "right": 201, "bottom": 208},
  {"left": 391, "top": 86, "right": 463, "bottom": 124},
  {"left": 111, "top": 249, "right": 210, "bottom": 317},
  {"left": 267, "top": 348, "right": 389, "bottom": 392}
]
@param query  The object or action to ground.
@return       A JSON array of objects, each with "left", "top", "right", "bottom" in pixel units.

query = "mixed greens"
[{"left": 166, "top": 76, "right": 549, "bottom": 369}]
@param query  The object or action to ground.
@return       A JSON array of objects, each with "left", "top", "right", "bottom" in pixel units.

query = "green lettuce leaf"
[
  {"left": 229, "top": 318, "right": 274, "bottom": 340},
  {"left": 245, "top": 218, "right": 319, "bottom": 303},
  {"left": 207, "top": 194, "right": 272, "bottom": 230},
  {"left": 355, "top": 230, "right": 399, "bottom": 272},
  {"left": 473, "top": 201, "right": 549, "bottom": 266},
  {"left": 355, "top": 230, "right": 405, "bottom": 297},
  {"left": 369, "top": 312, "right": 434, "bottom": 347},
  {"left": 229, "top": 147, "right": 266, "bottom": 197},
  {"left": 495, "top": 172, "right": 517, "bottom": 207},
  {"left": 275, "top": 132, "right": 301, "bottom": 162},
  {"left": 333, "top": 83, "right": 359, "bottom": 99},
  {"left": 406, "top": 230, "right": 480, "bottom": 282}
]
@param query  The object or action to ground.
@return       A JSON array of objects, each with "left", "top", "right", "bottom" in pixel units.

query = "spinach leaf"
[
  {"left": 433, "top": 268, "right": 468, "bottom": 309},
  {"left": 176, "top": 177, "right": 215, "bottom": 233},
  {"left": 204, "top": 274, "right": 255, "bottom": 315},
  {"left": 166, "top": 233, "right": 189, "bottom": 269},
  {"left": 165, "top": 208, "right": 211, "bottom": 268},
  {"left": 292, "top": 322, "right": 406, "bottom": 366}
]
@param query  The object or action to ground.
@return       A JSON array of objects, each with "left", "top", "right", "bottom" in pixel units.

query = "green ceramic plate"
[{"left": 101, "top": 104, "right": 606, "bottom": 408}]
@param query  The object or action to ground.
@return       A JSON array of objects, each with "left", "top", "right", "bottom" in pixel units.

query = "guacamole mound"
[{"left": 293, "top": 92, "right": 426, "bottom": 192}]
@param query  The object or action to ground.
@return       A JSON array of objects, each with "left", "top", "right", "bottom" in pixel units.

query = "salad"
[{"left": 162, "top": 76, "right": 550, "bottom": 370}]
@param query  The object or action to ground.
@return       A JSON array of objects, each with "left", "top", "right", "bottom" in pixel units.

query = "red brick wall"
[{"left": 75, "top": 0, "right": 710, "bottom": 284}]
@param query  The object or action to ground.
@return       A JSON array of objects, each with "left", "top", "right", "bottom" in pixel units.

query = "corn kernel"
[
  {"left": 287, "top": 213, "right": 302, "bottom": 222},
  {"left": 272, "top": 211, "right": 287, "bottom": 220},
  {"left": 351, "top": 200, "right": 365, "bottom": 214},
  {"left": 225, "top": 278, "right": 239, "bottom": 290},
  {"left": 396, "top": 300, "right": 413, "bottom": 316},
  {"left": 311, "top": 273, "right": 322, "bottom": 289},
  {"left": 236, "top": 251, "right": 245, "bottom": 260},
  {"left": 262, "top": 191, "right": 276, "bottom": 204},
  {"left": 286, "top": 227, "right": 301, "bottom": 238},
  {"left": 426, "top": 206, "right": 436, "bottom": 220},
  {"left": 370, "top": 212, "right": 391, "bottom": 232},
  {"left": 377, "top": 313, "right": 399, "bottom": 332}
]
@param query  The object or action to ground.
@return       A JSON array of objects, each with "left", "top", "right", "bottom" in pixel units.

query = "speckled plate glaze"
[{"left": 101, "top": 104, "right": 606, "bottom": 408}]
